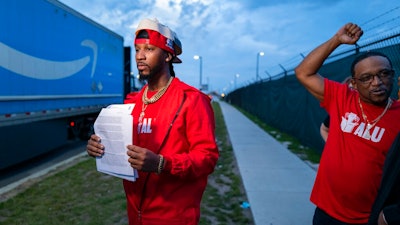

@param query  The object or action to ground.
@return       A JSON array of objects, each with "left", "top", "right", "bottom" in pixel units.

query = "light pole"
[
  {"left": 234, "top": 73, "right": 240, "bottom": 89},
  {"left": 256, "top": 51, "right": 264, "bottom": 81},
  {"left": 193, "top": 55, "right": 203, "bottom": 89}
]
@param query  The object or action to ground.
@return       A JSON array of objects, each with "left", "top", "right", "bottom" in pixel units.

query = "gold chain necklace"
[
  {"left": 138, "top": 77, "right": 174, "bottom": 131},
  {"left": 142, "top": 76, "right": 174, "bottom": 104},
  {"left": 358, "top": 97, "right": 392, "bottom": 139}
]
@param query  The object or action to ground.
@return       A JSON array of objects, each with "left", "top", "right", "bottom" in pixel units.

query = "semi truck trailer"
[{"left": 0, "top": 0, "right": 132, "bottom": 170}]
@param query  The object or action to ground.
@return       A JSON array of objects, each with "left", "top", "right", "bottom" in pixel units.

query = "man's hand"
[
  {"left": 127, "top": 145, "right": 160, "bottom": 172},
  {"left": 335, "top": 23, "right": 363, "bottom": 45},
  {"left": 86, "top": 134, "right": 104, "bottom": 157}
]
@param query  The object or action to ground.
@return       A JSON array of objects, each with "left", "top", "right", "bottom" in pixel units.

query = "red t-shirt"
[{"left": 310, "top": 79, "right": 400, "bottom": 223}]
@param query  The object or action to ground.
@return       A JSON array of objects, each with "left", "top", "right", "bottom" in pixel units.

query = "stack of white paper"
[{"left": 93, "top": 104, "right": 138, "bottom": 181}]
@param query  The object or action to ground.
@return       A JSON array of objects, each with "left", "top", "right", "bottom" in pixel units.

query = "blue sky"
[{"left": 59, "top": 0, "right": 400, "bottom": 94}]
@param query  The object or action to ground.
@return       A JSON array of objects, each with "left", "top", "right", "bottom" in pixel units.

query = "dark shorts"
[{"left": 313, "top": 207, "right": 367, "bottom": 225}]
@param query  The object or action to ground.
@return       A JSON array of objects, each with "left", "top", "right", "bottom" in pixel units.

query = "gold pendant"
[{"left": 139, "top": 111, "right": 145, "bottom": 124}]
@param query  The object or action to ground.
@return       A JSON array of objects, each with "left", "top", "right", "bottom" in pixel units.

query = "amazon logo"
[{"left": 0, "top": 40, "right": 97, "bottom": 80}]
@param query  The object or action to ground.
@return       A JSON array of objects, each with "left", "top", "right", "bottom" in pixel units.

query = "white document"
[{"left": 93, "top": 103, "right": 138, "bottom": 181}]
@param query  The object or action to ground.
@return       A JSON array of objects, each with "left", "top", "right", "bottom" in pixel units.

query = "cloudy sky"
[{"left": 59, "top": 0, "right": 399, "bottom": 93}]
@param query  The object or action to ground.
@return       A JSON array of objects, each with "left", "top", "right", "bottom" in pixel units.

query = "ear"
[
  {"left": 350, "top": 79, "right": 357, "bottom": 90},
  {"left": 165, "top": 53, "right": 173, "bottom": 63}
]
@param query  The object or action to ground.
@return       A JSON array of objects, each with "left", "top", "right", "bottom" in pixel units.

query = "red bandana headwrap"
[{"left": 134, "top": 29, "right": 175, "bottom": 55}]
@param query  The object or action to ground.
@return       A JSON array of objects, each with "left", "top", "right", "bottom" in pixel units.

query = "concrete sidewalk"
[{"left": 218, "top": 100, "right": 317, "bottom": 225}]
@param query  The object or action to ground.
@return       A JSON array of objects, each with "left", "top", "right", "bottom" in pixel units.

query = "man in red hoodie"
[{"left": 87, "top": 18, "right": 219, "bottom": 225}]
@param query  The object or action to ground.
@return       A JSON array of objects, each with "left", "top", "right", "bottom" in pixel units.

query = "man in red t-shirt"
[{"left": 295, "top": 23, "right": 400, "bottom": 224}]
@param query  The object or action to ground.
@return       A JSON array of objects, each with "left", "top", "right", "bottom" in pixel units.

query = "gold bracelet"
[{"left": 157, "top": 155, "right": 164, "bottom": 174}]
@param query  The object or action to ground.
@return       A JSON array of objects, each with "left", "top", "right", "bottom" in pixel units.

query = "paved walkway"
[{"left": 218, "top": 100, "right": 317, "bottom": 225}]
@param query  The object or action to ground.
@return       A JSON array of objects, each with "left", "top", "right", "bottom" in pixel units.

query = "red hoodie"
[{"left": 123, "top": 78, "right": 219, "bottom": 225}]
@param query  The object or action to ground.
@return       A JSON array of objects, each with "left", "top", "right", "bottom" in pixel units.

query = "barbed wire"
[
  {"left": 361, "top": 6, "right": 400, "bottom": 28},
  {"left": 266, "top": 5, "right": 400, "bottom": 80}
]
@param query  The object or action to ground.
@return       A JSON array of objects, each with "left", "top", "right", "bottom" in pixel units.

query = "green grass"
[{"left": 0, "top": 158, "right": 127, "bottom": 225}]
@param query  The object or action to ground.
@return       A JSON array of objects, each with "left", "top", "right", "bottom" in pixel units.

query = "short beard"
[
  {"left": 138, "top": 73, "right": 149, "bottom": 81},
  {"left": 138, "top": 71, "right": 155, "bottom": 82},
  {"left": 138, "top": 63, "right": 163, "bottom": 83}
]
